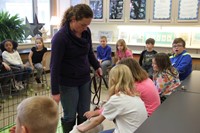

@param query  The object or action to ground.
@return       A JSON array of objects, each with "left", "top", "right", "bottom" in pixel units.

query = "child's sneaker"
[
  {"left": 14, "top": 81, "right": 20, "bottom": 90},
  {"left": 18, "top": 81, "right": 24, "bottom": 90},
  {"left": 35, "top": 78, "right": 41, "bottom": 83}
]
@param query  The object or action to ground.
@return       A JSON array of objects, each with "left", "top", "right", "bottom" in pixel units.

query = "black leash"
[{"left": 91, "top": 75, "right": 108, "bottom": 105}]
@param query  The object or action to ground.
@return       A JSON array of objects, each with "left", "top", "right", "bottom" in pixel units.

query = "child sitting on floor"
[
  {"left": 96, "top": 36, "right": 112, "bottom": 78},
  {"left": 77, "top": 64, "right": 147, "bottom": 133},
  {"left": 115, "top": 39, "right": 133, "bottom": 65},
  {"left": 139, "top": 38, "right": 157, "bottom": 79},
  {"left": 119, "top": 58, "right": 160, "bottom": 116},
  {"left": 152, "top": 53, "right": 181, "bottom": 102}
]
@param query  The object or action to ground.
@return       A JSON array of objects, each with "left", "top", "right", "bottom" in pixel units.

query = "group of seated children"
[
  {"left": 10, "top": 65, "right": 147, "bottom": 133},
  {"left": 97, "top": 36, "right": 191, "bottom": 102},
  {"left": 96, "top": 36, "right": 133, "bottom": 78},
  {"left": 6, "top": 37, "right": 191, "bottom": 133},
  {"left": 77, "top": 64, "right": 148, "bottom": 133},
  {"left": 0, "top": 36, "right": 47, "bottom": 91}
]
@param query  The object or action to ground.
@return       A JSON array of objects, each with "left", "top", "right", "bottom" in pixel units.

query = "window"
[
  {"left": 71, "top": 0, "right": 82, "bottom": 6},
  {"left": 0, "top": 0, "right": 50, "bottom": 23}
]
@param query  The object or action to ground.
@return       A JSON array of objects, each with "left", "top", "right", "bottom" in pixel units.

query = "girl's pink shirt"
[
  {"left": 117, "top": 49, "right": 133, "bottom": 60},
  {"left": 135, "top": 78, "right": 161, "bottom": 116}
]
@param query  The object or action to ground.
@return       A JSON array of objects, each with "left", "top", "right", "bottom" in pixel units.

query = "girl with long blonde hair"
[{"left": 77, "top": 64, "right": 147, "bottom": 133}]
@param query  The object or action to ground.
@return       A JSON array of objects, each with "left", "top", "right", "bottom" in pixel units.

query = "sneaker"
[
  {"left": 35, "top": 78, "right": 41, "bottom": 83},
  {"left": 14, "top": 81, "right": 20, "bottom": 90},
  {"left": 15, "top": 84, "right": 20, "bottom": 90},
  {"left": 17, "top": 81, "right": 24, "bottom": 90},
  {"left": 19, "top": 83, "right": 24, "bottom": 90}
]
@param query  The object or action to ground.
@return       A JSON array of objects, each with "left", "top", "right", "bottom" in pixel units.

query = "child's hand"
[
  {"left": 20, "top": 65, "right": 25, "bottom": 69},
  {"left": 77, "top": 124, "right": 86, "bottom": 132},
  {"left": 2, "top": 62, "right": 11, "bottom": 71},
  {"left": 84, "top": 110, "right": 98, "bottom": 119},
  {"left": 9, "top": 126, "right": 16, "bottom": 133}
]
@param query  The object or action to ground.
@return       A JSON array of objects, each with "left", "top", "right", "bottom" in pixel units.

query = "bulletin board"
[
  {"left": 109, "top": 0, "right": 124, "bottom": 21},
  {"left": 89, "top": 0, "right": 104, "bottom": 20},
  {"left": 130, "top": 0, "right": 146, "bottom": 20},
  {"left": 153, "top": 0, "right": 172, "bottom": 20},
  {"left": 178, "top": 0, "right": 199, "bottom": 20}
]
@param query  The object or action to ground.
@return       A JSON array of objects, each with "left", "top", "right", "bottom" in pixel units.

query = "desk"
[
  {"left": 177, "top": 70, "right": 200, "bottom": 94},
  {"left": 135, "top": 91, "right": 200, "bottom": 133}
]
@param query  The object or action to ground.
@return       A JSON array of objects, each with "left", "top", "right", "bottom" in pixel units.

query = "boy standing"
[
  {"left": 170, "top": 38, "right": 192, "bottom": 81},
  {"left": 139, "top": 38, "right": 157, "bottom": 79},
  {"left": 9, "top": 96, "right": 59, "bottom": 133},
  {"left": 96, "top": 36, "right": 112, "bottom": 77}
]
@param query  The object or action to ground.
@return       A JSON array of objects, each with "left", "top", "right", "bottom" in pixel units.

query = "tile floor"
[{"left": 0, "top": 73, "right": 114, "bottom": 133}]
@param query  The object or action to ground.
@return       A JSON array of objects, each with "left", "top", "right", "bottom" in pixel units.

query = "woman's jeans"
[{"left": 60, "top": 81, "right": 91, "bottom": 123}]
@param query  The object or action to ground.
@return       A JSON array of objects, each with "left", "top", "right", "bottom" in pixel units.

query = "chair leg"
[
  {"left": 0, "top": 84, "right": 4, "bottom": 102},
  {"left": 42, "top": 70, "right": 49, "bottom": 90}
]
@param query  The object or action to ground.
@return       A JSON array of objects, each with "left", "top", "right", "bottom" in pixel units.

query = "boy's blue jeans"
[{"left": 59, "top": 81, "right": 91, "bottom": 122}]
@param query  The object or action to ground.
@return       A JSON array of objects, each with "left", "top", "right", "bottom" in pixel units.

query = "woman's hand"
[
  {"left": 96, "top": 67, "right": 102, "bottom": 76},
  {"left": 43, "top": 66, "right": 46, "bottom": 71},
  {"left": 98, "top": 59, "right": 102, "bottom": 64},
  {"left": 52, "top": 94, "right": 60, "bottom": 104}
]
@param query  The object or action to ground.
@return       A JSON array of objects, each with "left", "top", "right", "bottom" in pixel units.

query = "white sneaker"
[
  {"left": 15, "top": 84, "right": 20, "bottom": 90},
  {"left": 14, "top": 81, "right": 20, "bottom": 90},
  {"left": 18, "top": 82, "right": 24, "bottom": 90}
]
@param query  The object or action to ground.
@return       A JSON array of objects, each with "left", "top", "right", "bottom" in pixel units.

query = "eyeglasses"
[{"left": 172, "top": 44, "right": 183, "bottom": 48}]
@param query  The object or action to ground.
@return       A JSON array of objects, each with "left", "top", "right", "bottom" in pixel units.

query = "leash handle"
[{"left": 91, "top": 75, "right": 108, "bottom": 105}]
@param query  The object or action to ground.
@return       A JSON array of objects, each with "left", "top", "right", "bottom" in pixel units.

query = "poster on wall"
[
  {"left": 89, "top": 0, "right": 103, "bottom": 20},
  {"left": 98, "top": 31, "right": 113, "bottom": 42},
  {"left": 109, "top": 0, "right": 124, "bottom": 20},
  {"left": 144, "top": 32, "right": 174, "bottom": 45},
  {"left": 178, "top": 0, "right": 199, "bottom": 20},
  {"left": 153, "top": 0, "right": 172, "bottom": 20},
  {"left": 130, "top": 0, "right": 146, "bottom": 20},
  {"left": 118, "top": 31, "right": 129, "bottom": 43},
  {"left": 191, "top": 32, "right": 200, "bottom": 45}
]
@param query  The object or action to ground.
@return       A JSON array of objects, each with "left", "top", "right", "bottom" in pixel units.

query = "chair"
[{"left": 0, "top": 71, "right": 14, "bottom": 101}]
